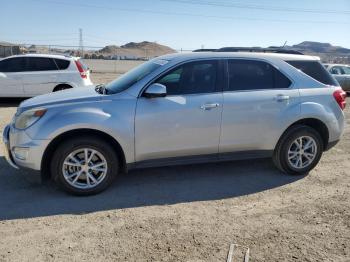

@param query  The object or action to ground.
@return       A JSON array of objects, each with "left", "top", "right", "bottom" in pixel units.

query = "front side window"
[
  {"left": 156, "top": 60, "right": 218, "bottom": 95},
  {"left": 227, "top": 59, "right": 291, "bottom": 91},
  {"left": 25, "top": 57, "right": 58, "bottom": 71},
  {"left": 0, "top": 57, "right": 26, "bottom": 72}
]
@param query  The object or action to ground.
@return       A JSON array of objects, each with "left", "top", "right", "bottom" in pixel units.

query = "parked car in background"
[
  {"left": 3, "top": 50, "right": 346, "bottom": 195},
  {"left": 0, "top": 54, "right": 93, "bottom": 97},
  {"left": 324, "top": 64, "right": 350, "bottom": 91}
]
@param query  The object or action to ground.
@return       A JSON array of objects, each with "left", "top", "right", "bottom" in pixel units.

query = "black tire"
[
  {"left": 273, "top": 125, "right": 324, "bottom": 175},
  {"left": 53, "top": 85, "right": 72, "bottom": 92},
  {"left": 50, "top": 136, "right": 119, "bottom": 195}
]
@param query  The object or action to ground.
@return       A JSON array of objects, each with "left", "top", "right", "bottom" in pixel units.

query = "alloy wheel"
[
  {"left": 287, "top": 136, "right": 317, "bottom": 169},
  {"left": 62, "top": 148, "right": 108, "bottom": 189}
]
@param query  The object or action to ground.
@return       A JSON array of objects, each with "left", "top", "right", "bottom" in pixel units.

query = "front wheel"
[
  {"left": 51, "top": 136, "right": 119, "bottom": 195},
  {"left": 273, "top": 125, "right": 324, "bottom": 175}
]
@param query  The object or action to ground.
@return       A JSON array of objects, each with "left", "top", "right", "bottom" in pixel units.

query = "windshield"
[{"left": 106, "top": 59, "right": 168, "bottom": 94}]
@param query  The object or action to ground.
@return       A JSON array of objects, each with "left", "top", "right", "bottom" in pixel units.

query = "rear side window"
[
  {"left": 227, "top": 59, "right": 291, "bottom": 91},
  {"left": 0, "top": 57, "right": 26, "bottom": 72},
  {"left": 156, "top": 60, "right": 218, "bottom": 95},
  {"left": 54, "top": 59, "right": 70, "bottom": 70},
  {"left": 286, "top": 60, "right": 338, "bottom": 86},
  {"left": 25, "top": 57, "right": 58, "bottom": 71}
]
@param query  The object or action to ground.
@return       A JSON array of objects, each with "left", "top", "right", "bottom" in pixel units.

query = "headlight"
[{"left": 14, "top": 108, "right": 47, "bottom": 129}]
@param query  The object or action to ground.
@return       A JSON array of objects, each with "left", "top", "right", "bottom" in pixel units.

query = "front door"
[{"left": 135, "top": 60, "right": 224, "bottom": 162}]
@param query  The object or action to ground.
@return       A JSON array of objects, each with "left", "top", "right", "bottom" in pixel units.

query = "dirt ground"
[{"left": 0, "top": 74, "right": 349, "bottom": 261}]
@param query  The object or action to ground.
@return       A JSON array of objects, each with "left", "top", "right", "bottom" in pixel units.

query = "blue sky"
[{"left": 1, "top": 0, "right": 350, "bottom": 50}]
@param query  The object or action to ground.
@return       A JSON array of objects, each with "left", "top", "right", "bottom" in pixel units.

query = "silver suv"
[{"left": 3, "top": 51, "right": 346, "bottom": 195}]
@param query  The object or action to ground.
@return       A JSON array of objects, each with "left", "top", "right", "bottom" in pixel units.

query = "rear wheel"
[
  {"left": 273, "top": 125, "right": 323, "bottom": 175},
  {"left": 51, "top": 136, "right": 119, "bottom": 195}
]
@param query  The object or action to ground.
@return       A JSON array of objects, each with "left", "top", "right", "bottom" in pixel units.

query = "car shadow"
[{"left": 0, "top": 156, "right": 306, "bottom": 221}]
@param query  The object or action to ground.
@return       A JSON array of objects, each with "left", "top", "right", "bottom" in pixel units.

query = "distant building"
[{"left": 0, "top": 42, "right": 21, "bottom": 57}]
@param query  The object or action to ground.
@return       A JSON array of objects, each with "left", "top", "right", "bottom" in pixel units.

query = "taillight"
[
  {"left": 75, "top": 60, "right": 87, "bottom": 79},
  {"left": 333, "top": 89, "right": 347, "bottom": 110}
]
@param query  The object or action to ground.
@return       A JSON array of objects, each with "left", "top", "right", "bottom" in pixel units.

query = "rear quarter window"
[
  {"left": 54, "top": 59, "right": 70, "bottom": 70},
  {"left": 285, "top": 60, "right": 338, "bottom": 86}
]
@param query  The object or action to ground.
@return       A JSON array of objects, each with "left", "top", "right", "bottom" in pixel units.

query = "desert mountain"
[
  {"left": 98, "top": 41, "right": 175, "bottom": 58},
  {"left": 274, "top": 41, "right": 350, "bottom": 55}
]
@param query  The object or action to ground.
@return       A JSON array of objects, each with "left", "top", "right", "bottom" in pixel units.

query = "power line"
[
  {"left": 30, "top": 0, "right": 350, "bottom": 25},
  {"left": 162, "top": 0, "right": 350, "bottom": 15}
]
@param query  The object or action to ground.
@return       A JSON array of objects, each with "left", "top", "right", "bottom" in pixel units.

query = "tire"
[
  {"left": 53, "top": 85, "right": 72, "bottom": 92},
  {"left": 273, "top": 125, "right": 324, "bottom": 175},
  {"left": 50, "top": 136, "right": 119, "bottom": 195}
]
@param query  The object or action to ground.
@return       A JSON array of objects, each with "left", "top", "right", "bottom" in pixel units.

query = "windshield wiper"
[{"left": 94, "top": 84, "right": 108, "bottom": 95}]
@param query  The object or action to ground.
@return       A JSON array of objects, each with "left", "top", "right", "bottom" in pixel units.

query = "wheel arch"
[
  {"left": 53, "top": 83, "right": 74, "bottom": 92},
  {"left": 277, "top": 118, "right": 329, "bottom": 151},
  {"left": 41, "top": 128, "right": 127, "bottom": 180}
]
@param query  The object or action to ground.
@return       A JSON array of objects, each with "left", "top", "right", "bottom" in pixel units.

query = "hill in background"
[
  {"left": 288, "top": 41, "right": 350, "bottom": 54},
  {"left": 271, "top": 41, "right": 350, "bottom": 63},
  {"left": 96, "top": 41, "right": 175, "bottom": 59}
]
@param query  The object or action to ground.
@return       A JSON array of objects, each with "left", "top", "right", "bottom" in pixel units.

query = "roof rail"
[{"left": 216, "top": 47, "right": 304, "bottom": 55}]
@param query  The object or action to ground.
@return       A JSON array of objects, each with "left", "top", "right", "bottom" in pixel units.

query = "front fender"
[{"left": 25, "top": 98, "right": 136, "bottom": 163}]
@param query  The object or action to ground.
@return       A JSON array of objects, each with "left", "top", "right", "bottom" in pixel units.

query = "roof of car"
[
  {"left": 3, "top": 53, "right": 73, "bottom": 60},
  {"left": 159, "top": 52, "right": 320, "bottom": 62}
]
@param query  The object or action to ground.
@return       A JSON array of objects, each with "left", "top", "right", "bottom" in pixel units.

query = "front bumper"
[
  {"left": 2, "top": 125, "right": 19, "bottom": 169},
  {"left": 2, "top": 124, "right": 50, "bottom": 171}
]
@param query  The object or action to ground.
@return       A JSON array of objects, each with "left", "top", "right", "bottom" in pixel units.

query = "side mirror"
[{"left": 143, "top": 83, "right": 167, "bottom": 98}]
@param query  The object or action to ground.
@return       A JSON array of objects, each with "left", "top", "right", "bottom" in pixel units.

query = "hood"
[{"left": 19, "top": 87, "right": 102, "bottom": 111}]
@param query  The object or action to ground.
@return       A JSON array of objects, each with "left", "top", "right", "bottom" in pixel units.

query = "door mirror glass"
[{"left": 144, "top": 83, "right": 167, "bottom": 98}]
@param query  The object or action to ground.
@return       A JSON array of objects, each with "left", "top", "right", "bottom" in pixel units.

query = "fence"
[{"left": 0, "top": 45, "right": 21, "bottom": 57}]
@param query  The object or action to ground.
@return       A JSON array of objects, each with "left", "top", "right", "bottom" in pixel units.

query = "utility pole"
[{"left": 79, "top": 28, "right": 84, "bottom": 57}]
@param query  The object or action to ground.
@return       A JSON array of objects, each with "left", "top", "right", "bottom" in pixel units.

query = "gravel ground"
[{"left": 0, "top": 76, "right": 349, "bottom": 261}]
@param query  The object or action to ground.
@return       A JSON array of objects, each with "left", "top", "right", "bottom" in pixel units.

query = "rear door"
[
  {"left": 0, "top": 57, "right": 25, "bottom": 96},
  {"left": 22, "top": 57, "right": 59, "bottom": 96},
  {"left": 135, "top": 59, "right": 224, "bottom": 162},
  {"left": 220, "top": 59, "right": 299, "bottom": 153}
]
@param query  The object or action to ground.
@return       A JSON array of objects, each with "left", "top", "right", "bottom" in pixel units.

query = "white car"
[{"left": 0, "top": 54, "right": 93, "bottom": 97}]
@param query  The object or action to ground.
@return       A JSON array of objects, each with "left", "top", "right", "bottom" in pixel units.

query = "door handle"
[
  {"left": 275, "top": 94, "right": 290, "bottom": 102},
  {"left": 200, "top": 103, "right": 220, "bottom": 110}
]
